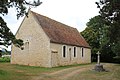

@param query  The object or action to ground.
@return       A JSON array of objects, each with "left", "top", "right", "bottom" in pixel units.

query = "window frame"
[
  {"left": 62, "top": 45, "right": 67, "bottom": 58},
  {"left": 73, "top": 46, "right": 77, "bottom": 57},
  {"left": 81, "top": 47, "right": 84, "bottom": 57}
]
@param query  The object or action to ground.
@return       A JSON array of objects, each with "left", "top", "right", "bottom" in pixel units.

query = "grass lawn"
[
  {"left": 0, "top": 62, "right": 120, "bottom": 80},
  {"left": 67, "top": 64, "right": 120, "bottom": 80},
  {"left": 0, "top": 62, "right": 66, "bottom": 80}
]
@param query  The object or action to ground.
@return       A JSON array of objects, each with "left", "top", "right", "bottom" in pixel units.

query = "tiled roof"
[{"left": 31, "top": 11, "right": 90, "bottom": 48}]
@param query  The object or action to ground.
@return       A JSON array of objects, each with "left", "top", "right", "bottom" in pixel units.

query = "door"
[{"left": 51, "top": 52, "right": 58, "bottom": 67}]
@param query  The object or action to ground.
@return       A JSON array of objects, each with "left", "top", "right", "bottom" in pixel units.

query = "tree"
[
  {"left": 0, "top": 0, "right": 42, "bottom": 49},
  {"left": 81, "top": 16, "right": 115, "bottom": 62},
  {"left": 82, "top": 16, "right": 108, "bottom": 52},
  {"left": 96, "top": 0, "right": 120, "bottom": 58}
]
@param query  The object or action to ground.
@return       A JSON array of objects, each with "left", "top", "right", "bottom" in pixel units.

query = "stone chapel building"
[{"left": 11, "top": 11, "right": 91, "bottom": 67}]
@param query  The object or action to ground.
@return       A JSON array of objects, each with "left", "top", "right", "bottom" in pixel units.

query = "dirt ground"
[{"left": 31, "top": 63, "right": 115, "bottom": 80}]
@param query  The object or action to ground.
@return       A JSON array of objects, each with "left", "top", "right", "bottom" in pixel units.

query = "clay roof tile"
[{"left": 31, "top": 11, "right": 90, "bottom": 48}]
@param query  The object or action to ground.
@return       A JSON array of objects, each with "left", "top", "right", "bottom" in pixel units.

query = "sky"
[{"left": 3, "top": 0, "right": 99, "bottom": 34}]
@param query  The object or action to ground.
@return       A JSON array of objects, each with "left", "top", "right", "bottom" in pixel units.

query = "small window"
[
  {"left": 81, "top": 48, "right": 84, "bottom": 57},
  {"left": 73, "top": 47, "right": 77, "bottom": 57},
  {"left": 62, "top": 46, "right": 67, "bottom": 57}
]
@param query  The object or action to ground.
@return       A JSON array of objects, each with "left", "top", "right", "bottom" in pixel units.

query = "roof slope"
[{"left": 31, "top": 11, "right": 90, "bottom": 48}]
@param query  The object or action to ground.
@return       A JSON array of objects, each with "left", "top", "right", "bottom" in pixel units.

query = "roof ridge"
[
  {"left": 31, "top": 11, "right": 77, "bottom": 30},
  {"left": 31, "top": 11, "right": 90, "bottom": 48}
]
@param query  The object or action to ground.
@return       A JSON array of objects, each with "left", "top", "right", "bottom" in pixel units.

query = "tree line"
[{"left": 81, "top": 0, "right": 120, "bottom": 63}]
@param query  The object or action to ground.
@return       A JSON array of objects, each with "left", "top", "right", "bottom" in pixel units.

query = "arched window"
[
  {"left": 73, "top": 47, "right": 77, "bottom": 57},
  {"left": 81, "top": 48, "right": 84, "bottom": 57},
  {"left": 62, "top": 45, "right": 67, "bottom": 57}
]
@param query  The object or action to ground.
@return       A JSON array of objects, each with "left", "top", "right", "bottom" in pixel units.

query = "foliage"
[
  {"left": 81, "top": 16, "right": 116, "bottom": 62},
  {"left": 0, "top": 0, "right": 42, "bottom": 49},
  {"left": 0, "top": 17, "right": 23, "bottom": 48},
  {"left": 0, "top": 57, "right": 10, "bottom": 62},
  {"left": 82, "top": 0, "right": 120, "bottom": 62},
  {"left": 96, "top": 0, "right": 120, "bottom": 57},
  {"left": 1, "top": 51, "right": 11, "bottom": 55},
  {"left": 0, "top": 48, "right": 11, "bottom": 57}
]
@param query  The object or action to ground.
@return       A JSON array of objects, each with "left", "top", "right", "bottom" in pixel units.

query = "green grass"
[
  {"left": 67, "top": 64, "right": 120, "bottom": 80},
  {"left": 0, "top": 63, "right": 120, "bottom": 80},
  {"left": 0, "top": 62, "right": 70, "bottom": 80},
  {"left": 0, "top": 63, "right": 90, "bottom": 80}
]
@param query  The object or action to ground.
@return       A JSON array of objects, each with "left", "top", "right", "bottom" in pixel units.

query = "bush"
[{"left": 0, "top": 57, "right": 10, "bottom": 62}]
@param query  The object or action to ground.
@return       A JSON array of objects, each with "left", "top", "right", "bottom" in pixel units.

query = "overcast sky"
[{"left": 3, "top": 0, "right": 99, "bottom": 35}]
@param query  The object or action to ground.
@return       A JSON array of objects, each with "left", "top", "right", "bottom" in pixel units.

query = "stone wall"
[
  {"left": 50, "top": 43, "right": 91, "bottom": 67},
  {"left": 11, "top": 11, "right": 51, "bottom": 67}
]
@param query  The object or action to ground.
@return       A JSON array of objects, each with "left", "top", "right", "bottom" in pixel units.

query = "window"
[
  {"left": 81, "top": 48, "right": 84, "bottom": 57},
  {"left": 62, "top": 46, "right": 67, "bottom": 57},
  {"left": 73, "top": 47, "right": 77, "bottom": 57}
]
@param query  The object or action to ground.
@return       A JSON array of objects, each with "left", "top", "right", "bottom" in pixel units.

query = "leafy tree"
[
  {"left": 81, "top": 16, "right": 108, "bottom": 52},
  {"left": 96, "top": 0, "right": 120, "bottom": 58},
  {"left": 82, "top": 0, "right": 120, "bottom": 62},
  {"left": 0, "top": 0, "right": 42, "bottom": 49},
  {"left": 81, "top": 16, "right": 115, "bottom": 62}
]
